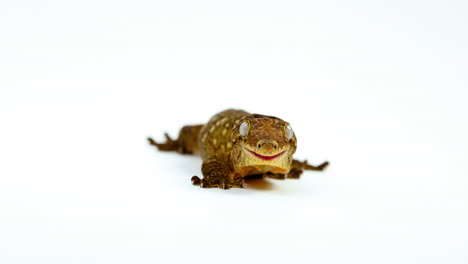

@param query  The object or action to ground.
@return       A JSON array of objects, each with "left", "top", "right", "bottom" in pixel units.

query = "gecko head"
[{"left": 231, "top": 114, "right": 297, "bottom": 176}]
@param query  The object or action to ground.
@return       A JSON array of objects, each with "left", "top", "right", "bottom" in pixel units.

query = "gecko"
[{"left": 148, "top": 109, "right": 329, "bottom": 189}]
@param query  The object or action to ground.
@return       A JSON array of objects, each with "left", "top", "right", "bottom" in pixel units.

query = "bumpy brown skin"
[{"left": 148, "top": 109, "right": 329, "bottom": 189}]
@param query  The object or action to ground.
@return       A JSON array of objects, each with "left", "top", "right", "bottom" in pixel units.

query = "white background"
[{"left": 1, "top": 0, "right": 467, "bottom": 263}]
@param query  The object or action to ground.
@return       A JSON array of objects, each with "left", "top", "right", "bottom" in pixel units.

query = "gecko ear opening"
[{"left": 239, "top": 121, "right": 249, "bottom": 137}]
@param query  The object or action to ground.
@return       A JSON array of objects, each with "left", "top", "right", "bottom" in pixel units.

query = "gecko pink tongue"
[{"left": 245, "top": 148, "right": 287, "bottom": 161}]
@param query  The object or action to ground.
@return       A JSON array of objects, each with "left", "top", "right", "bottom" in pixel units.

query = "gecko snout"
[{"left": 256, "top": 139, "right": 279, "bottom": 151}]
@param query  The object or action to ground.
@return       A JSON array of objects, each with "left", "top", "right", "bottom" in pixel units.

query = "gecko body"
[{"left": 148, "top": 109, "right": 328, "bottom": 189}]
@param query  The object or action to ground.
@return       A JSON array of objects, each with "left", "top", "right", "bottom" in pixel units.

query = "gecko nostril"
[
  {"left": 274, "top": 145, "right": 277, "bottom": 149},
  {"left": 258, "top": 144, "right": 262, "bottom": 149}
]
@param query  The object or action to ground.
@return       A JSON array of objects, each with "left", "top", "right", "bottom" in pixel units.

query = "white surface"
[{"left": 1, "top": 1, "right": 467, "bottom": 263}]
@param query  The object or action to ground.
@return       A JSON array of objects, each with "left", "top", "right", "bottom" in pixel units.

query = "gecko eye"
[
  {"left": 239, "top": 121, "right": 249, "bottom": 137},
  {"left": 285, "top": 124, "right": 294, "bottom": 140}
]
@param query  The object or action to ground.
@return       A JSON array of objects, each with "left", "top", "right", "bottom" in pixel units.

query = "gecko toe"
[
  {"left": 318, "top": 161, "right": 329, "bottom": 170},
  {"left": 191, "top": 176, "right": 201, "bottom": 186}
]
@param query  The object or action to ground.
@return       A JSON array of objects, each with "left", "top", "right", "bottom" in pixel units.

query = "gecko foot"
[
  {"left": 304, "top": 161, "right": 329, "bottom": 171},
  {"left": 148, "top": 134, "right": 179, "bottom": 152},
  {"left": 191, "top": 176, "right": 244, "bottom": 189},
  {"left": 292, "top": 159, "right": 329, "bottom": 171}
]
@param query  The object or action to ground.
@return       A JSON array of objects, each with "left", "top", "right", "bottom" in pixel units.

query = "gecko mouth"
[{"left": 244, "top": 147, "right": 288, "bottom": 161}]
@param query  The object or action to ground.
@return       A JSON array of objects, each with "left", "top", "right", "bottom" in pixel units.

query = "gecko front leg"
[
  {"left": 264, "top": 159, "right": 329, "bottom": 180},
  {"left": 191, "top": 157, "right": 244, "bottom": 189},
  {"left": 286, "top": 159, "right": 329, "bottom": 179}
]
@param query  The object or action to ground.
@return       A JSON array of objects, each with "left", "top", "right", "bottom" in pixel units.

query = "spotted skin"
[{"left": 148, "top": 109, "right": 329, "bottom": 189}]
